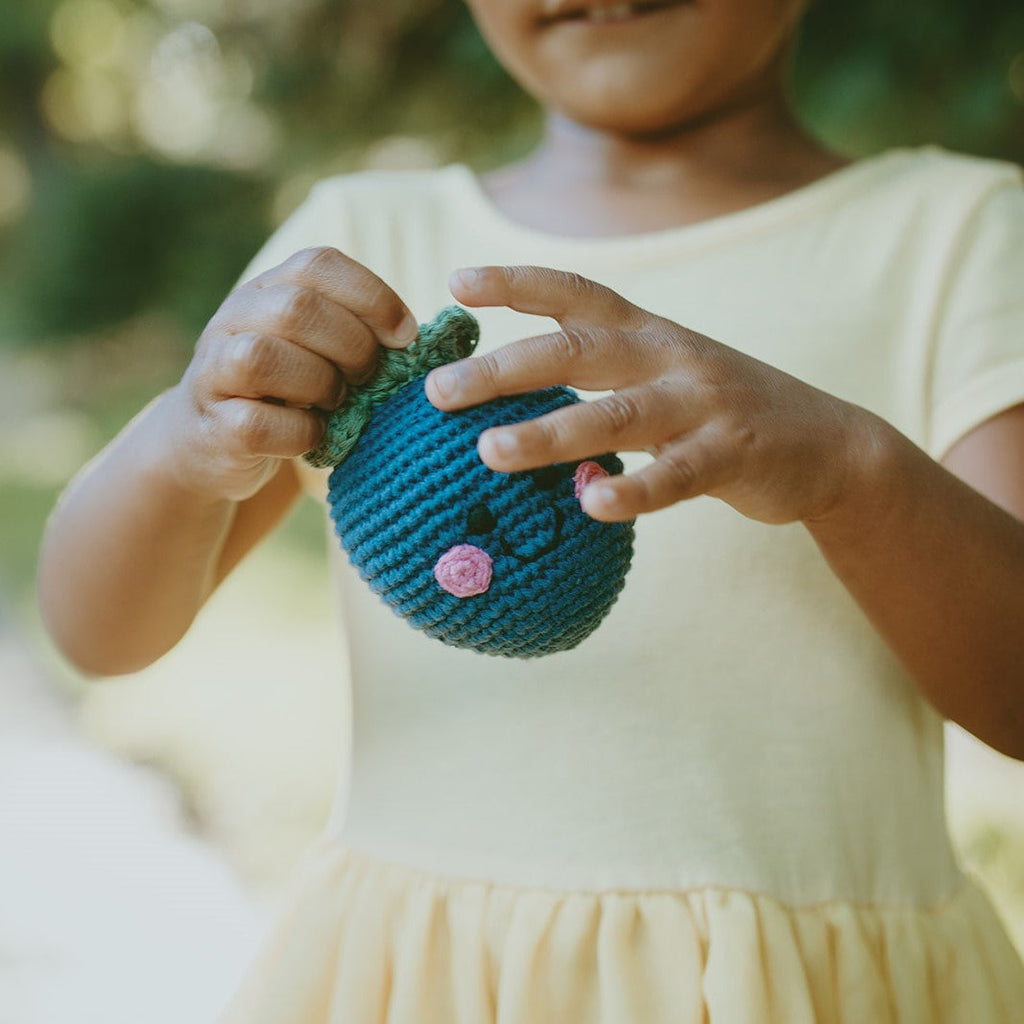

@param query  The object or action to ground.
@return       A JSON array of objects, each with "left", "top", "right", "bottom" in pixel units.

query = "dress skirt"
[{"left": 217, "top": 833, "right": 1024, "bottom": 1024}]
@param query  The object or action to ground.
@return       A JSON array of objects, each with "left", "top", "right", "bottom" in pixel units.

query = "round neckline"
[{"left": 445, "top": 148, "right": 914, "bottom": 265}]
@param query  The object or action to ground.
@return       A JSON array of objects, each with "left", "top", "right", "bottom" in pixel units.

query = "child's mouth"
[{"left": 540, "top": 0, "right": 687, "bottom": 26}]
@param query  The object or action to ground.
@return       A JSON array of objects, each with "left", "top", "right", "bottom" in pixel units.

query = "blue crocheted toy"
[{"left": 305, "top": 306, "right": 635, "bottom": 658}]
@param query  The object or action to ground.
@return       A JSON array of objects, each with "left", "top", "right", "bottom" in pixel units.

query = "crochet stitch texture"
[
  {"left": 318, "top": 306, "right": 635, "bottom": 658},
  {"left": 304, "top": 304, "right": 480, "bottom": 468}
]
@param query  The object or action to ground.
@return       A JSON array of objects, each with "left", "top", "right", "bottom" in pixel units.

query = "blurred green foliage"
[
  {"left": 0, "top": 0, "right": 1021, "bottom": 352},
  {"left": 0, "top": 0, "right": 537, "bottom": 349},
  {"left": 794, "top": 1, "right": 1024, "bottom": 157},
  {"left": 4, "top": 160, "right": 266, "bottom": 338}
]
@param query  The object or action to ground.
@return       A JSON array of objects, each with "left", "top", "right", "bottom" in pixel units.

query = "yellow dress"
[{"left": 218, "top": 149, "right": 1024, "bottom": 1022}]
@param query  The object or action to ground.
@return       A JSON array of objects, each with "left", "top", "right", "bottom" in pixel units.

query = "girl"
[{"left": 38, "top": 0, "right": 1024, "bottom": 1020}]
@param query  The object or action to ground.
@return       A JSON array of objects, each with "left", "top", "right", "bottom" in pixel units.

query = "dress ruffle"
[{"left": 218, "top": 835, "right": 1024, "bottom": 1024}]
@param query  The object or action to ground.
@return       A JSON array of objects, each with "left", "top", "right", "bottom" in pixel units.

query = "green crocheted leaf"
[{"left": 304, "top": 304, "right": 480, "bottom": 469}]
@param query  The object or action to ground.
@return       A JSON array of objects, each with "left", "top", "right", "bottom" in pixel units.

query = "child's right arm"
[{"left": 37, "top": 246, "right": 418, "bottom": 677}]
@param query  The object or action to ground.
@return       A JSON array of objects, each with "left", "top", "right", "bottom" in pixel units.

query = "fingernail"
[
  {"left": 431, "top": 367, "right": 456, "bottom": 400},
  {"left": 392, "top": 312, "right": 419, "bottom": 346},
  {"left": 451, "top": 267, "right": 480, "bottom": 290},
  {"left": 490, "top": 430, "right": 517, "bottom": 455},
  {"left": 589, "top": 484, "right": 617, "bottom": 508}
]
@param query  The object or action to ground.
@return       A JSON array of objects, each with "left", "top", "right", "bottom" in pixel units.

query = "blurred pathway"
[{"left": 0, "top": 600, "right": 268, "bottom": 1024}]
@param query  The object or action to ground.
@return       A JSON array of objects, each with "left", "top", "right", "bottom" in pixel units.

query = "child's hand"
[
  {"left": 167, "top": 247, "right": 418, "bottom": 502},
  {"left": 425, "top": 266, "right": 882, "bottom": 525}
]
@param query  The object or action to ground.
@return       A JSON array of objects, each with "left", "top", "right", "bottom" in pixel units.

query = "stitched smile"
[{"left": 497, "top": 506, "right": 565, "bottom": 562}]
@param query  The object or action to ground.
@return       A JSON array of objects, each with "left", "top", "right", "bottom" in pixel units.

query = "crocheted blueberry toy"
[{"left": 305, "top": 306, "right": 635, "bottom": 657}]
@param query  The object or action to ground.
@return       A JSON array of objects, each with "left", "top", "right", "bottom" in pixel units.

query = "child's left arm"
[{"left": 426, "top": 266, "right": 1024, "bottom": 762}]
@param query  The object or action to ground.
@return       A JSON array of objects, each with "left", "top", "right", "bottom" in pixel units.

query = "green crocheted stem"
[{"left": 304, "top": 304, "right": 480, "bottom": 469}]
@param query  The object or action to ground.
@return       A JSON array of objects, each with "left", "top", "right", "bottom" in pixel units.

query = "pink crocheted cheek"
[
  {"left": 434, "top": 544, "right": 493, "bottom": 598},
  {"left": 573, "top": 460, "right": 610, "bottom": 505}
]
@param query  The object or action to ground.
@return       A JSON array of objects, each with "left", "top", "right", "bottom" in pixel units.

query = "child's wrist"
[
  {"left": 137, "top": 385, "right": 243, "bottom": 507},
  {"left": 802, "top": 408, "right": 907, "bottom": 547}
]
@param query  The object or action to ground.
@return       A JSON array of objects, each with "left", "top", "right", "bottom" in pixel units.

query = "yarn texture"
[
  {"left": 304, "top": 305, "right": 480, "bottom": 468},
  {"left": 317, "top": 306, "right": 635, "bottom": 658}
]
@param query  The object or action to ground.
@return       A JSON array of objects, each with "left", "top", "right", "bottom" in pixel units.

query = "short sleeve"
[
  {"left": 232, "top": 179, "right": 351, "bottom": 289},
  {"left": 927, "top": 170, "right": 1024, "bottom": 460}
]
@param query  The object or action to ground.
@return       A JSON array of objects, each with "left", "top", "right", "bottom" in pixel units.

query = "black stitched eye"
[
  {"left": 530, "top": 465, "right": 563, "bottom": 491},
  {"left": 466, "top": 503, "right": 497, "bottom": 535}
]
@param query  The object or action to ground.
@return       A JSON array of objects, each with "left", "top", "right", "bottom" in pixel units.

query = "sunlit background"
[{"left": 2, "top": 1, "right": 1024, "bottom": 1021}]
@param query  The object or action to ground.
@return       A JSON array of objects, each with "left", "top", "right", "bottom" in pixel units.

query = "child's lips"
[{"left": 538, "top": 0, "right": 688, "bottom": 27}]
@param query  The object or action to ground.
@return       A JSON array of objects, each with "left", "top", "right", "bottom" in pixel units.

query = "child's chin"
[{"left": 548, "top": 70, "right": 711, "bottom": 137}]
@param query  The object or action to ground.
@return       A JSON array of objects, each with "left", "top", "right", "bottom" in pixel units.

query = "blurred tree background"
[{"left": 1, "top": 0, "right": 1023, "bottom": 931}]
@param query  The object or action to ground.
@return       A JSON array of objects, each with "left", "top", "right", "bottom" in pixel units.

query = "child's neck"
[{"left": 480, "top": 91, "right": 849, "bottom": 238}]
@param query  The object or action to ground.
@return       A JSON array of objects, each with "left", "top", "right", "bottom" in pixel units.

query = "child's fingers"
[
  {"left": 274, "top": 247, "right": 419, "bottom": 349},
  {"left": 428, "top": 325, "right": 643, "bottom": 409},
  {"left": 207, "top": 332, "right": 345, "bottom": 411},
  {"left": 216, "top": 398, "right": 325, "bottom": 460},
  {"left": 475, "top": 383, "right": 695, "bottom": 472},
  {"left": 430, "top": 267, "right": 701, "bottom": 409},
  {"left": 214, "top": 283, "right": 380, "bottom": 386},
  {"left": 425, "top": 323, "right": 674, "bottom": 409},
  {"left": 449, "top": 265, "right": 638, "bottom": 327},
  {"left": 578, "top": 429, "right": 737, "bottom": 521}
]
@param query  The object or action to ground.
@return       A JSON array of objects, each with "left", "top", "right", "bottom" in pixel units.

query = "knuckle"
[
  {"left": 346, "top": 356, "right": 377, "bottom": 388},
  {"left": 659, "top": 448, "right": 698, "bottom": 494},
  {"left": 596, "top": 392, "right": 642, "bottom": 437},
  {"left": 473, "top": 352, "right": 504, "bottom": 393},
  {"left": 550, "top": 326, "right": 589, "bottom": 364},
  {"left": 299, "top": 411, "right": 325, "bottom": 452},
  {"left": 232, "top": 403, "right": 273, "bottom": 451},
  {"left": 229, "top": 332, "right": 274, "bottom": 386},
  {"left": 733, "top": 414, "right": 758, "bottom": 454},
  {"left": 324, "top": 372, "right": 346, "bottom": 408},
  {"left": 356, "top": 343, "right": 383, "bottom": 379},
  {"left": 561, "top": 270, "right": 591, "bottom": 297},
  {"left": 293, "top": 245, "right": 342, "bottom": 275},
  {"left": 362, "top": 276, "right": 404, "bottom": 329},
  {"left": 277, "top": 285, "right": 321, "bottom": 334},
  {"left": 557, "top": 269, "right": 628, "bottom": 319},
  {"left": 729, "top": 416, "right": 759, "bottom": 475},
  {"left": 503, "top": 264, "right": 534, "bottom": 290},
  {"left": 180, "top": 363, "right": 211, "bottom": 412},
  {"left": 528, "top": 412, "right": 561, "bottom": 450}
]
